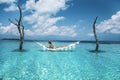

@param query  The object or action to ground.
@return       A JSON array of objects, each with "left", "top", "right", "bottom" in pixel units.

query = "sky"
[{"left": 0, "top": 0, "right": 120, "bottom": 41}]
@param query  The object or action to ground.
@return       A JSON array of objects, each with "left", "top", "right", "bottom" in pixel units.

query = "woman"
[
  {"left": 48, "top": 40, "right": 54, "bottom": 48},
  {"left": 48, "top": 40, "right": 67, "bottom": 49}
]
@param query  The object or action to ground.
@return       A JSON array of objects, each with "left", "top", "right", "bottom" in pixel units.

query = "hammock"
[{"left": 35, "top": 41, "right": 79, "bottom": 51}]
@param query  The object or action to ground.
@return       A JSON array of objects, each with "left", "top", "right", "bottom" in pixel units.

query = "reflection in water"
[{"left": 12, "top": 49, "right": 29, "bottom": 52}]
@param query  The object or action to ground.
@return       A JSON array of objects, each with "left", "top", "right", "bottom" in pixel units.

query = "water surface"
[{"left": 0, "top": 40, "right": 120, "bottom": 80}]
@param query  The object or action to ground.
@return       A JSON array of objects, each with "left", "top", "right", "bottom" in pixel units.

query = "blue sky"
[{"left": 0, "top": 0, "right": 120, "bottom": 41}]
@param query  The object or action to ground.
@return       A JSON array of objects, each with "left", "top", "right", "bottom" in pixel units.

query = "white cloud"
[
  {"left": 4, "top": 3, "right": 18, "bottom": 12},
  {"left": 0, "top": 0, "right": 77, "bottom": 38},
  {"left": 0, "top": 23, "right": 77, "bottom": 37},
  {"left": 0, "top": 23, "right": 18, "bottom": 35},
  {"left": 23, "top": 0, "right": 77, "bottom": 37},
  {"left": 25, "top": 0, "right": 68, "bottom": 14},
  {"left": 0, "top": 0, "right": 15, "bottom": 4},
  {"left": 24, "top": 16, "right": 77, "bottom": 37},
  {"left": 0, "top": 0, "right": 17, "bottom": 12},
  {"left": 87, "top": 33, "right": 94, "bottom": 36},
  {"left": 25, "top": 29, "right": 34, "bottom": 36},
  {"left": 25, "top": 0, "right": 36, "bottom": 10},
  {"left": 97, "top": 11, "right": 120, "bottom": 34},
  {"left": 25, "top": 25, "right": 77, "bottom": 37}
]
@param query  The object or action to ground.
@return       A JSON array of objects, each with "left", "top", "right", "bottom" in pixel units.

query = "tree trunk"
[
  {"left": 19, "top": 36, "right": 24, "bottom": 50},
  {"left": 93, "top": 17, "right": 99, "bottom": 52}
]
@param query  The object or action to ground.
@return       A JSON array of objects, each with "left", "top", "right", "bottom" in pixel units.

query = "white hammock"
[{"left": 35, "top": 41, "right": 80, "bottom": 51}]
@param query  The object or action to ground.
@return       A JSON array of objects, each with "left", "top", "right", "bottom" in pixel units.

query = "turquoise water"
[{"left": 0, "top": 40, "right": 120, "bottom": 80}]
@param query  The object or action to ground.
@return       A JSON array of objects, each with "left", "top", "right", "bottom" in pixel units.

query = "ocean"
[{"left": 0, "top": 40, "right": 120, "bottom": 80}]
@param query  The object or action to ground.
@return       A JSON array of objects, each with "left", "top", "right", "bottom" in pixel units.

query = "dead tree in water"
[
  {"left": 8, "top": 5, "right": 24, "bottom": 50},
  {"left": 93, "top": 17, "right": 99, "bottom": 52}
]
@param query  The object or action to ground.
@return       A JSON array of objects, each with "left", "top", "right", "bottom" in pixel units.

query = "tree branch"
[
  {"left": 8, "top": 18, "right": 18, "bottom": 26},
  {"left": 18, "top": 5, "right": 22, "bottom": 26}
]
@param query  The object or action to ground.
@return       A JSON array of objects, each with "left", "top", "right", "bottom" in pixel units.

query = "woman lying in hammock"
[
  {"left": 48, "top": 40, "right": 54, "bottom": 48},
  {"left": 48, "top": 40, "right": 67, "bottom": 49}
]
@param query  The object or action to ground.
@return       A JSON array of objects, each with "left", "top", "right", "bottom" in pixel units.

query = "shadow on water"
[
  {"left": 0, "top": 78, "right": 3, "bottom": 80},
  {"left": 88, "top": 50, "right": 106, "bottom": 54},
  {"left": 38, "top": 50, "right": 75, "bottom": 52},
  {"left": 12, "top": 49, "right": 29, "bottom": 53}
]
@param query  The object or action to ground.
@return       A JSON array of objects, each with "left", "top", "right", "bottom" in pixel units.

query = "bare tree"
[
  {"left": 93, "top": 16, "right": 99, "bottom": 52},
  {"left": 8, "top": 5, "right": 24, "bottom": 50}
]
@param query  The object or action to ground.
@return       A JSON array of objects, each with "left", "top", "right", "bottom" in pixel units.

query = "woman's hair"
[{"left": 48, "top": 40, "right": 52, "bottom": 44}]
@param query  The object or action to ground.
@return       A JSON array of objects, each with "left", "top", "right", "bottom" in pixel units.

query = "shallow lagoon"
[{"left": 0, "top": 40, "right": 120, "bottom": 80}]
